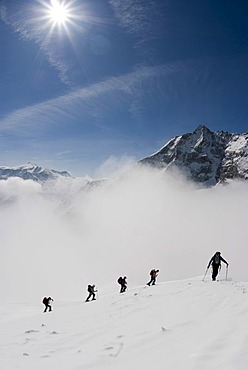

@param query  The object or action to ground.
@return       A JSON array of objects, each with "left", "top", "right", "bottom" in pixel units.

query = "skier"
[
  {"left": 85, "top": 284, "right": 97, "bottom": 302},
  {"left": 42, "top": 296, "right": 54, "bottom": 313},
  {"left": 117, "top": 276, "right": 127, "bottom": 293},
  {"left": 147, "top": 269, "right": 159, "bottom": 286},
  {"left": 207, "top": 251, "right": 229, "bottom": 281}
]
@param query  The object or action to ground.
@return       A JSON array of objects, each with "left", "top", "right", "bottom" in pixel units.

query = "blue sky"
[{"left": 0, "top": 0, "right": 247, "bottom": 176}]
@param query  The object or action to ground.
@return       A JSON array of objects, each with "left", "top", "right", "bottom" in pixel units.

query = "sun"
[
  {"left": 35, "top": 0, "right": 93, "bottom": 36},
  {"left": 48, "top": 0, "right": 70, "bottom": 26}
]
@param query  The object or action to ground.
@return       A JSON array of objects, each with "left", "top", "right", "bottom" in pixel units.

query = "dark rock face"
[{"left": 140, "top": 125, "right": 248, "bottom": 186}]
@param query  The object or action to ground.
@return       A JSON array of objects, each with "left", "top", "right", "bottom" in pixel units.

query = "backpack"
[
  {"left": 214, "top": 254, "right": 220, "bottom": 264},
  {"left": 42, "top": 297, "right": 47, "bottom": 304},
  {"left": 117, "top": 277, "right": 122, "bottom": 284},
  {"left": 150, "top": 269, "right": 156, "bottom": 276}
]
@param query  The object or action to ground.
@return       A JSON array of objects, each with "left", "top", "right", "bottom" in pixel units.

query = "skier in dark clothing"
[
  {"left": 117, "top": 276, "right": 127, "bottom": 293},
  {"left": 85, "top": 285, "right": 97, "bottom": 302},
  {"left": 147, "top": 269, "right": 159, "bottom": 286},
  {"left": 207, "top": 252, "right": 229, "bottom": 281},
  {"left": 42, "top": 297, "right": 54, "bottom": 313}
]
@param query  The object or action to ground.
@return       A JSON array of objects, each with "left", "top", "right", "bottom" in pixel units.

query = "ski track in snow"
[{"left": 0, "top": 277, "right": 248, "bottom": 370}]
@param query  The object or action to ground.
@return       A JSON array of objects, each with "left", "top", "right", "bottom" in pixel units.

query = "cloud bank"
[{"left": 0, "top": 167, "right": 247, "bottom": 304}]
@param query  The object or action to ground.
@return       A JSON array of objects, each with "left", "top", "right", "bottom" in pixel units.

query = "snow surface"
[
  {"left": 226, "top": 135, "right": 248, "bottom": 153},
  {"left": 1, "top": 276, "right": 248, "bottom": 370}
]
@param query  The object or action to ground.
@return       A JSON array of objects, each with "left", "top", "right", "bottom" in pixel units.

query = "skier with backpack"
[
  {"left": 42, "top": 296, "right": 54, "bottom": 313},
  {"left": 85, "top": 285, "right": 97, "bottom": 302},
  {"left": 147, "top": 269, "right": 159, "bottom": 286},
  {"left": 117, "top": 276, "right": 127, "bottom": 293},
  {"left": 207, "top": 251, "right": 229, "bottom": 281}
]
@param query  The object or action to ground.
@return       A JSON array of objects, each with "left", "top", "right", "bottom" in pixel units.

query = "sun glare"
[
  {"left": 36, "top": 0, "right": 94, "bottom": 37},
  {"left": 49, "top": 0, "right": 69, "bottom": 25}
]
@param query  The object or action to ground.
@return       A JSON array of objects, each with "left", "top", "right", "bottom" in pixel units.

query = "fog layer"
[{"left": 0, "top": 168, "right": 247, "bottom": 303}]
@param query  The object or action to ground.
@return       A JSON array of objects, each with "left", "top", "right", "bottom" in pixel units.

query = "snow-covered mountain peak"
[
  {"left": 193, "top": 124, "right": 211, "bottom": 136},
  {"left": 140, "top": 126, "right": 248, "bottom": 186},
  {"left": 17, "top": 162, "right": 42, "bottom": 173},
  {"left": 0, "top": 163, "right": 71, "bottom": 182}
]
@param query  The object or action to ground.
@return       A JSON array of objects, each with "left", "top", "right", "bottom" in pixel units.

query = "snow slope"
[{"left": 1, "top": 276, "right": 248, "bottom": 370}]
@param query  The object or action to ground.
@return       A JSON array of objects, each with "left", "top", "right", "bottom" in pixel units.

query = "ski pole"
[
  {"left": 202, "top": 267, "right": 209, "bottom": 281},
  {"left": 225, "top": 266, "right": 228, "bottom": 281}
]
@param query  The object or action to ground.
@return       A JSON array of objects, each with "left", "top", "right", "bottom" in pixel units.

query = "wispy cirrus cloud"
[
  {"left": 0, "top": 63, "right": 181, "bottom": 135},
  {"left": 108, "top": 0, "right": 165, "bottom": 56},
  {"left": 0, "top": 1, "right": 78, "bottom": 86},
  {"left": 1, "top": 53, "right": 238, "bottom": 137}
]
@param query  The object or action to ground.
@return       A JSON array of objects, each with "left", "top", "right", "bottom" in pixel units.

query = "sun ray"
[
  {"left": 33, "top": 0, "right": 110, "bottom": 38},
  {"left": 49, "top": 0, "right": 70, "bottom": 26},
  {"left": 34, "top": 0, "right": 78, "bottom": 33}
]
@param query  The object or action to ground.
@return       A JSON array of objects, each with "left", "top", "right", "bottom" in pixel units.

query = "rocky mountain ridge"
[
  {"left": 1, "top": 126, "right": 248, "bottom": 187},
  {"left": 140, "top": 125, "right": 248, "bottom": 186},
  {"left": 0, "top": 162, "right": 71, "bottom": 182}
]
